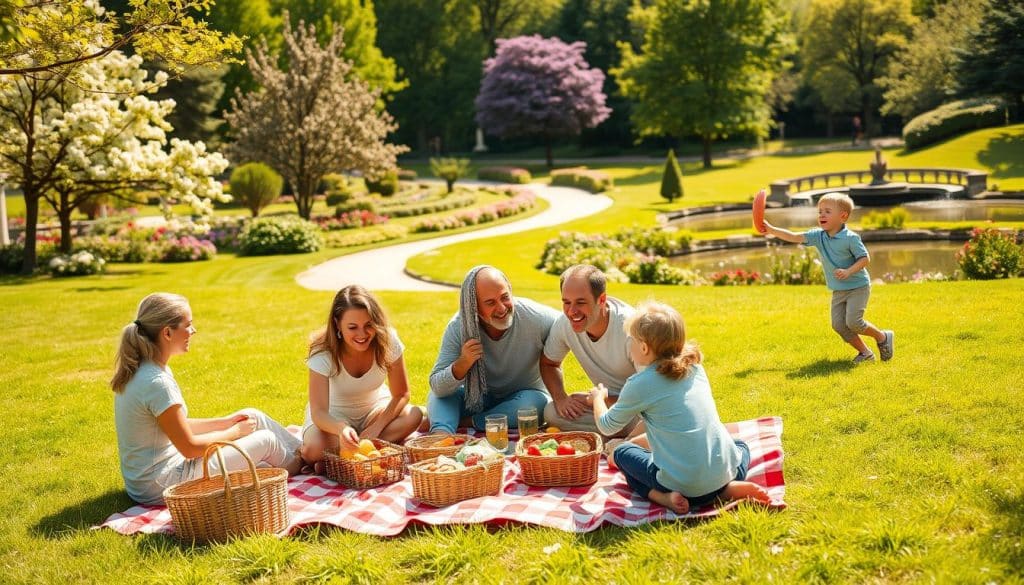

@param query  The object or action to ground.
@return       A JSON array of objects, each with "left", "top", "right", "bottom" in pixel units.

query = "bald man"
[{"left": 427, "top": 265, "right": 560, "bottom": 433}]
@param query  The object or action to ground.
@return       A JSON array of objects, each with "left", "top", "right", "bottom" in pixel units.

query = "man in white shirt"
[{"left": 539, "top": 264, "right": 641, "bottom": 438}]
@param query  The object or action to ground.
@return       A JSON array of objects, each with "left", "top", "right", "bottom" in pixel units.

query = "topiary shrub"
[
  {"left": 660, "top": 149, "right": 684, "bottom": 203},
  {"left": 902, "top": 97, "right": 1007, "bottom": 150},
  {"left": 478, "top": 166, "right": 532, "bottom": 184},
  {"left": 230, "top": 162, "right": 284, "bottom": 217},
  {"left": 956, "top": 227, "right": 1023, "bottom": 279},
  {"left": 238, "top": 215, "right": 322, "bottom": 255},
  {"left": 365, "top": 170, "right": 399, "bottom": 196},
  {"left": 322, "top": 173, "right": 352, "bottom": 206}
]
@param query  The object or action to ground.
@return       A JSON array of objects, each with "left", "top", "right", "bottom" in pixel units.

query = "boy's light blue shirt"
[
  {"left": 596, "top": 363, "right": 741, "bottom": 497},
  {"left": 803, "top": 225, "right": 871, "bottom": 290}
]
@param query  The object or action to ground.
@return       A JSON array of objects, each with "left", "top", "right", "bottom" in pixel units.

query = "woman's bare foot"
[
  {"left": 720, "top": 481, "right": 771, "bottom": 506},
  {"left": 647, "top": 489, "right": 690, "bottom": 514}
]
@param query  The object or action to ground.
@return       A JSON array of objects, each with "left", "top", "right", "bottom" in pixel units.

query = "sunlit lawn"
[
  {"left": 2, "top": 257, "right": 1022, "bottom": 582},
  {"left": 2, "top": 124, "right": 1024, "bottom": 582}
]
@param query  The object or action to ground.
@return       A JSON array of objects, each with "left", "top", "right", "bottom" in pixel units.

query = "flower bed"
[{"left": 412, "top": 192, "right": 536, "bottom": 233}]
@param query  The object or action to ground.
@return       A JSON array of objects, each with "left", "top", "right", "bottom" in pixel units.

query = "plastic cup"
[
  {"left": 485, "top": 414, "right": 509, "bottom": 452},
  {"left": 517, "top": 407, "right": 539, "bottom": 438}
]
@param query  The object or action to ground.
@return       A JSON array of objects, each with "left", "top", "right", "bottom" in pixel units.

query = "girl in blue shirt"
[{"left": 590, "top": 301, "right": 771, "bottom": 514}]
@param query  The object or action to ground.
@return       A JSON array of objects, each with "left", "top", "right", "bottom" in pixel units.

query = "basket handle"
[{"left": 201, "top": 441, "right": 266, "bottom": 531}]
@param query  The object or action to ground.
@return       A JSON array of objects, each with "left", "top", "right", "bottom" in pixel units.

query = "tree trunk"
[
  {"left": 20, "top": 192, "right": 39, "bottom": 275},
  {"left": 861, "top": 97, "right": 872, "bottom": 139},
  {"left": 58, "top": 190, "right": 73, "bottom": 253},
  {"left": 701, "top": 135, "right": 713, "bottom": 169},
  {"left": 296, "top": 178, "right": 315, "bottom": 220},
  {"left": 58, "top": 210, "right": 73, "bottom": 253}
]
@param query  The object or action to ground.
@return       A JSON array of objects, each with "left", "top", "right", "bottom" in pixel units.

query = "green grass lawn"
[
  {"left": 3, "top": 124, "right": 1024, "bottom": 583},
  {"left": 2, "top": 258, "right": 1023, "bottom": 583}
]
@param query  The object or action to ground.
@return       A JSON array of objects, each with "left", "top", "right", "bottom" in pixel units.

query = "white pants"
[{"left": 182, "top": 408, "right": 302, "bottom": 481}]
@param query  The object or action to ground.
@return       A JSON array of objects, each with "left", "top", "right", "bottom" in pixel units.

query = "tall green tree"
[
  {"left": 956, "top": 0, "right": 1024, "bottom": 120},
  {"left": 270, "top": 0, "right": 404, "bottom": 96},
  {"left": 473, "top": 0, "right": 564, "bottom": 52},
  {"left": 879, "top": 0, "right": 987, "bottom": 120},
  {"left": 376, "top": 0, "right": 486, "bottom": 152},
  {"left": 801, "top": 0, "right": 916, "bottom": 135},
  {"left": 614, "top": 0, "right": 791, "bottom": 168},
  {"left": 149, "top": 62, "right": 228, "bottom": 147},
  {"left": 0, "top": 0, "right": 241, "bottom": 76}
]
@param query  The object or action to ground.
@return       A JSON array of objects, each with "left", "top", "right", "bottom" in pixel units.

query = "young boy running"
[{"left": 761, "top": 192, "right": 894, "bottom": 363}]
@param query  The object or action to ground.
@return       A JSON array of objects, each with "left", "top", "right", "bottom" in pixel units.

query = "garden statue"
[{"left": 869, "top": 147, "right": 889, "bottom": 185}]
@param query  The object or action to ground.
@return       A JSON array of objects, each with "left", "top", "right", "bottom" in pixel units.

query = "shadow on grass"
[
  {"left": 733, "top": 367, "right": 792, "bottom": 379},
  {"left": 977, "top": 131, "right": 1024, "bottom": 181},
  {"left": 74, "top": 285, "right": 132, "bottom": 292},
  {"left": 785, "top": 358, "right": 855, "bottom": 379},
  {"left": 30, "top": 489, "right": 135, "bottom": 539}
]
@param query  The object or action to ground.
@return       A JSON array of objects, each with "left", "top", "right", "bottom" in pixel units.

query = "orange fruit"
[
  {"left": 546, "top": 426, "right": 560, "bottom": 433},
  {"left": 357, "top": 439, "right": 376, "bottom": 456}
]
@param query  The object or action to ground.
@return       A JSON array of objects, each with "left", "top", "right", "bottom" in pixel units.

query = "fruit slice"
[{"left": 357, "top": 439, "right": 376, "bottom": 456}]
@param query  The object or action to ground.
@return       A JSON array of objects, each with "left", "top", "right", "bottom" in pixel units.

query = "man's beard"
[{"left": 484, "top": 306, "right": 514, "bottom": 331}]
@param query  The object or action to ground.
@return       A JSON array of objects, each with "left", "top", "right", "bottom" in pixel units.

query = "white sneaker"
[
  {"left": 853, "top": 351, "right": 876, "bottom": 364},
  {"left": 877, "top": 330, "right": 894, "bottom": 361}
]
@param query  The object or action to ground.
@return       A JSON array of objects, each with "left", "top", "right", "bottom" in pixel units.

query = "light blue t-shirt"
[
  {"left": 803, "top": 226, "right": 871, "bottom": 290},
  {"left": 429, "top": 297, "right": 559, "bottom": 400},
  {"left": 114, "top": 361, "right": 188, "bottom": 505},
  {"left": 597, "top": 363, "right": 741, "bottom": 497}
]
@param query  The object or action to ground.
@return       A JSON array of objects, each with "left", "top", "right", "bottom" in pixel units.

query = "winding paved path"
[{"left": 295, "top": 184, "right": 612, "bottom": 292}]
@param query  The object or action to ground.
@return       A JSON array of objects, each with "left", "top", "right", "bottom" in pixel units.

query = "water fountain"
[{"left": 846, "top": 148, "right": 913, "bottom": 203}]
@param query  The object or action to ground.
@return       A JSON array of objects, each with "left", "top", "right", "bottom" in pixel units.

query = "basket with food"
[
  {"left": 409, "top": 442, "right": 505, "bottom": 507},
  {"left": 404, "top": 433, "right": 476, "bottom": 463},
  {"left": 323, "top": 438, "right": 407, "bottom": 489},
  {"left": 515, "top": 431, "right": 602, "bottom": 487}
]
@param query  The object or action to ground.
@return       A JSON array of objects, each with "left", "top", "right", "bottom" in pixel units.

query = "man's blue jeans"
[{"left": 427, "top": 387, "right": 551, "bottom": 433}]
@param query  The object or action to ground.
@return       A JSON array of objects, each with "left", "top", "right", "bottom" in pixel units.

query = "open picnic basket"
[
  {"left": 515, "top": 431, "right": 603, "bottom": 487},
  {"left": 405, "top": 433, "right": 476, "bottom": 463},
  {"left": 323, "top": 438, "right": 407, "bottom": 489},
  {"left": 163, "top": 441, "right": 289, "bottom": 543},
  {"left": 409, "top": 455, "right": 505, "bottom": 507}
]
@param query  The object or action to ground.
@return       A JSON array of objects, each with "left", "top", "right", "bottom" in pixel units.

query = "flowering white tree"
[
  {"left": 225, "top": 17, "right": 407, "bottom": 220},
  {"left": 0, "top": 50, "right": 229, "bottom": 271}
]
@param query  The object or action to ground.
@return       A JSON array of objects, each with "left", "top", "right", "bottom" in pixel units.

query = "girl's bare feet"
[
  {"left": 648, "top": 489, "right": 690, "bottom": 514},
  {"left": 720, "top": 481, "right": 771, "bottom": 506}
]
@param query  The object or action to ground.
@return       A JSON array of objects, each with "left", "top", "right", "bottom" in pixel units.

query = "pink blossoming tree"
[{"left": 475, "top": 35, "right": 610, "bottom": 167}]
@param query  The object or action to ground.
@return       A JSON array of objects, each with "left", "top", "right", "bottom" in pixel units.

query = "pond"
[
  {"left": 667, "top": 200, "right": 1024, "bottom": 233},
  {"left": 669, "top": 241, "right": 963, "bottom": 277}
]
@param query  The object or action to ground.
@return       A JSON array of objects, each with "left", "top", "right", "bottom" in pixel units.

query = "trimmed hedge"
[
  {"left": 365, "top": 170, "right": 399, "bottom": 196},
  {"left": 478, "top": 166, "right": 532, "bottom": 184},
  {"left": 903, "top": 97, "right": 1006, "bottom": 150},
  {"left": 238, "top": 215, "right": 322, "bottom": 255},
  {"left": 550, "top": 167, "right": 614, "bottom": 193},
  {"left": 385, "top": 194, "right": 477, "bottom": 218}
]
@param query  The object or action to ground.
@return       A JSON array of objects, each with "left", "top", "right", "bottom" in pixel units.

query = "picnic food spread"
[
  {"left": 420, "top": 441, "right": 503, "bottom": 472},
  {"left": 525, "top": 438, "right": 592, "bottom": 456}
]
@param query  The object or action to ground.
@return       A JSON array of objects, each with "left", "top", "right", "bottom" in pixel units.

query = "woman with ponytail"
[
  {"left": 112, "top": 293, "right": 302, "bottom": 505},
  {"left": 589, "top": 301, "right": 771, "bottom": 514}
]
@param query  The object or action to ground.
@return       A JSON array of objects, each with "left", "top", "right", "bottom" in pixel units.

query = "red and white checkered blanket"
[{"left": 98, "top": 417, "right": 786, "bottom": 537}]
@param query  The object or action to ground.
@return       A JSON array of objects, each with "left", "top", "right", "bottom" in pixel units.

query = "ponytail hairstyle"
[
  {"left": 309, "top": 285, "right": 393, "bottom": 375},
  {"left": 627, "top": 301, "right": 702, "bottom": 381},
  {"left": 110, "top": 293, "right": 191, "bottom": 393}
]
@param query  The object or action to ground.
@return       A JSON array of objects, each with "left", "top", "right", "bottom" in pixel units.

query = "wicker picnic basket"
[
  {"left": 322, "top": 438, "right": 407, "bottom": 489},
  {"left": 404, "top": 433, "right": 477, "bottom": 463},
  {"left": 163, "top": 441, "right": 289, "bottom": 544},
  {"left": 515, "top": 431, "right": 603, "bottom": 487},
  {"left": 409, "top": 456, "right": 505, "bottom": 507}
]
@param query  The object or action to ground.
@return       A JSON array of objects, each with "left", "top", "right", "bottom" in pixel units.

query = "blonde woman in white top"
[{"left": 300, "top": 285, "right": 423, "bottom": 467}]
